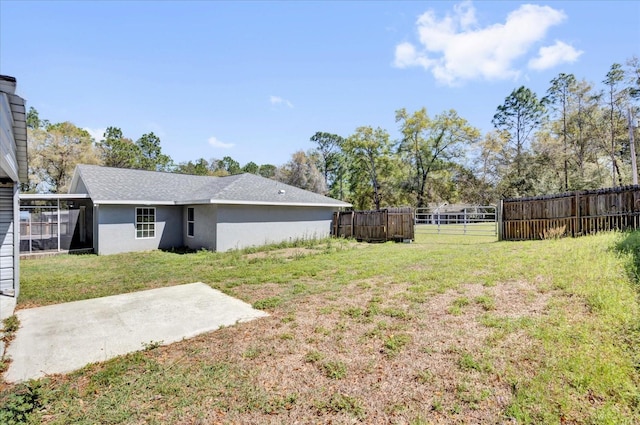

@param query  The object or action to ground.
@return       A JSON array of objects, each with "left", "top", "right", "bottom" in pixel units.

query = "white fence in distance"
[{"left": 414, "top": 205, "right": 498, "bottom": 237}]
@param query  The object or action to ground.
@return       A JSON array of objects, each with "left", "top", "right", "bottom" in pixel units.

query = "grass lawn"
[{"left": 2, "top": 232, "right": 640, "bottom": 424}]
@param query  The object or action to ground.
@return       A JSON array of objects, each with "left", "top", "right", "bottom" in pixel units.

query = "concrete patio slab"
[
  {"left": 0, "top": 296, "right": 17, "bottom": 360},
  {"left": 3, "top": 283, "right": 268, "bottom": 383},
  {"left": 1, "top": 295, "right": 17, "bottom": 321}
]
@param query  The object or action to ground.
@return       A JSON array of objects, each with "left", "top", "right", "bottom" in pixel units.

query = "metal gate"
[{"left": 414, "top": 205, "right": 497, "bottom": 237}]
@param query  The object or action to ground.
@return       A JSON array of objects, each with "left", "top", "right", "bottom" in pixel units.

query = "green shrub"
[{"left": 0, "top": 381, "right": 43, "bottom": 425}]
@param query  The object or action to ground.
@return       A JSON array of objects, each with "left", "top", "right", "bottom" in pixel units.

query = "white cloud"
[
  {"left": 84, "top": 127, "right": 106, "bottom": 142},
  {"left": 528, "top": 40, "right": 583, "bottom": 70},
  {"left": 270, "top": 95, "right": 294, "bottom": 108},
  {"left": 208, "top": 136, "right": 234, "bottom": 149},
  {"left": 394, "top": 1, "right": 579, "bottom": 85},
  {"left": 394, "top": 42, "right": 434, "bottom": 69}
]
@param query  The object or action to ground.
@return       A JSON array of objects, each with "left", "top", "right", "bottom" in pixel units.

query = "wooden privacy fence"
[
  {"left": 501, "top": 186, "right": 640, "bottom": 240},
  {"left": 332, "top": 207, "right": 414, "bottom": 242}
]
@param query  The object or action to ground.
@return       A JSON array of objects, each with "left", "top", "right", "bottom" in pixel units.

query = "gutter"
[
  {"left": 90, "top": 199, "right": 352, "bottom": 208},
  {"left": 20, "top": 194, "right": 91, "bottom": 200}
]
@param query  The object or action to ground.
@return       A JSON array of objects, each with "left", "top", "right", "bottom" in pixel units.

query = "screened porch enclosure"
[{"left": 19, "top": 196, "right": 93, "bottom": 254}]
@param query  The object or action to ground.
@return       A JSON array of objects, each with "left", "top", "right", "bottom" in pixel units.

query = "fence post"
[
  {"left": 57, "top": 198, "right": 61, "bottom": 252},
  {"left": 332, "top": 212, "right": 337, "bottom": 237},
  {"left": 497, "top": 200, "right": 504, "bottom": 241},
  {"left": 463, "top": 209, "right": 467, "bottom": 235},
  {"left": 350, "top": 211, "right": 354, "bottom": 238},
  {"left": 384, "top": 209, "right": 389, "bottom": 241},
  {"left": 575, "top": 192, "right": 581, "bottom": 236},
  {"left": 28, "top": 209, "right": 32, "bottom": 253}
]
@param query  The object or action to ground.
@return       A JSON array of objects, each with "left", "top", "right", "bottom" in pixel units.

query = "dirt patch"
[
  {"left": 244, "top": 247, "right": 321, "bottom": 261},
  {"left": 243, "top": 241, "right": 366, "bottom": 261},
  {"left": 70, "top": 279, "right": 550, "bottom": 424},
  {"left": 223, "top": 282, "right": 286, "bottom": 307}
]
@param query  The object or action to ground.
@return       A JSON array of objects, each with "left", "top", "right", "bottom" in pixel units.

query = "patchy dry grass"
[{"left": 2, "top": 232, "right": 640, "bottom": 424}]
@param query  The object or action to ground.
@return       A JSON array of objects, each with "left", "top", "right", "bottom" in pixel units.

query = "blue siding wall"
[{"left": 0, "top": 184, "right": 18, "bottom": 296}]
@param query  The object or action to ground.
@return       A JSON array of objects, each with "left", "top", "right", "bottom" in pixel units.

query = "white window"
[
  {"left": 187, "top": 207, "right": 195, "bottom": 238},
  {"left": 135, "top": 207, "right": 155, "bottom": 239}
]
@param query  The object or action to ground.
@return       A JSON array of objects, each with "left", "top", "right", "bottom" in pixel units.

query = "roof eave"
[
  {"left": 20, "top": 193, "right": 91, "bottom": 200},
  {"left": 201, "top": 199, "right": 352, "bottom": 208},
  {"left": 92, "top": 200, "right": 177, "bottom": 206},
  {"left": 9, "top": 94, "right": 27, "bottom": 182},
  {"left": 93, "top": 199, "right": 351, "bottom": 208}
]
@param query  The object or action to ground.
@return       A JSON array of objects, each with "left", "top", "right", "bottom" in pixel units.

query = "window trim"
[
  {"left": 135, "top": 207, "right": 156, "bottom": 239},
  {"left": 187, "top": 207, "right": 195, "bottom": 238}
]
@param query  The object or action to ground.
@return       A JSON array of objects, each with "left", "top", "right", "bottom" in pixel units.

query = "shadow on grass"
[
  {"left": 412, "top": 238, "right": 499, "bottom": 246},
  {"left": 614, "top": 231, "right": 640, "bottom": 285},
  {"left": 160, "top": 246, "right": 199, "bottom": 255}
]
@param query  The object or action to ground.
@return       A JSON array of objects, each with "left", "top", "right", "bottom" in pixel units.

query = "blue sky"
[{"left": 1, "top": 1, "right": 638, "bottom": 168}]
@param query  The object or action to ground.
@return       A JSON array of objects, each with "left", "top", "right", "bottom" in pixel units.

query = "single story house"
[
  {"left": 0, "top": 75, "right": 27, "bottom": 297},
  {"left": 67, "top": 164, "right": 351, "bottom": 255}
]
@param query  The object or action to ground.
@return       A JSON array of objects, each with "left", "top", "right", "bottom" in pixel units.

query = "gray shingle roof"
[
  {"left": 0, "top": 75, "right": 27, "bottom": 182},
  {"left": 70, "top": 164, "right": 351, "bottom": 207}
]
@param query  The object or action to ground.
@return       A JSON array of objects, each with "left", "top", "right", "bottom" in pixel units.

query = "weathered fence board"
[
  {"left": 501, "top": 186, "right": 640, "bottom": 240},
  {"left": 332, "top": 208, "right": 414, "bottom": 242},
  {"left": 387, "top": 209, "right": 415, "bottom": 241}
]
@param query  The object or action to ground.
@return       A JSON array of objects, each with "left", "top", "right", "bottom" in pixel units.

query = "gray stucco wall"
[
  {"left": 97, "top": 205, "right": 183, "bottom": 255},
  {"left": 73, "top": 177, "right": 88, "bottom": 194},
  {"left": 215, "top": 205, "right": 336, "bottom": 252},
  {"left": 183, "top": 204, "right": 217, "bottom": 251}
]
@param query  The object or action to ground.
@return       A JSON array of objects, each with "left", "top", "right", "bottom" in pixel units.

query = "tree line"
[
  {"left": 26, "top": 57, "right": 639, "bottom": 210},
  {"left": 24, "top": 111, "right": 279, "bottom": 193}
]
